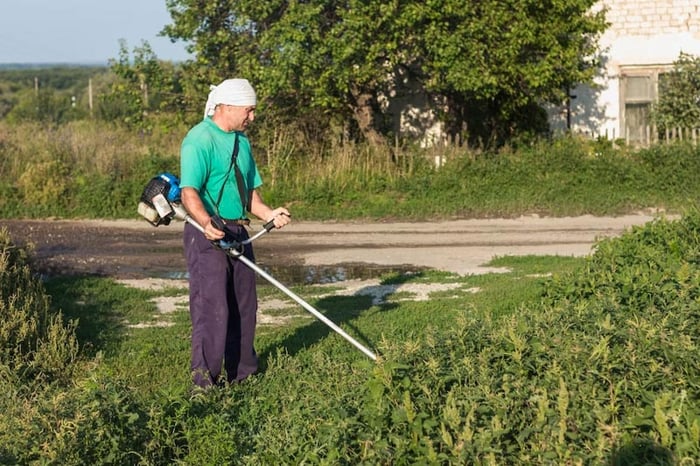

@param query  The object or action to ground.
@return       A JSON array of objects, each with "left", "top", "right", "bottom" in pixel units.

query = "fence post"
[{"left": 645, "top": 125, "right": 651, "bottom": 147}]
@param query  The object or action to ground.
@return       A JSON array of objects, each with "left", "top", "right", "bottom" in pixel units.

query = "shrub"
[
  {"left": 17, "top": 159, "right": 71, "bottom": 207},
  {"left": 0, "top": 228, "right": 78, "bottom": 383}
]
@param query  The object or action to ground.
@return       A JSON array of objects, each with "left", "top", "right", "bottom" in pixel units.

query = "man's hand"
[
  {"left": 267, "top": 208, "right": 291, "bottom": 229},
  {"left": 204, "top": 219, "right": 226, "bottom": 241},
  {"left": 181, "top": 187, "right": 227, "bottom": 241}
]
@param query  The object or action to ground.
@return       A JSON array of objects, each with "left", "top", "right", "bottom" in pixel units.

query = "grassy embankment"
[{"left": 2, "top": 120, "right": 700, "bottom": 220}]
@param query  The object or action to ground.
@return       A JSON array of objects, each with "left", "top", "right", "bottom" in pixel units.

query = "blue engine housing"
[{"left": 158, "top": 172, "right": 181, "bottom": 202}]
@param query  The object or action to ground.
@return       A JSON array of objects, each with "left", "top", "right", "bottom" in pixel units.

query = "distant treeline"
[
  {"left": 0, "top": 60, "right": 182, "bottom": 129},
  {"left": 0, "top": 65, "right": 107, "bottom": 90}
]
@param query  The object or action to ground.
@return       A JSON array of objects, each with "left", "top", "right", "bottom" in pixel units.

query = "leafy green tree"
[
  {"left": 652, "top": 52, "right": 700, "bottom": 131},
  {"left": 99, "top": 40, "right": 185, "bottom": 130},
  {"left": 413, "top": 0, "right": 606, "bottom": 144},
  {"left": 163, "top": 0, "right": 607, "bottom": 145}
]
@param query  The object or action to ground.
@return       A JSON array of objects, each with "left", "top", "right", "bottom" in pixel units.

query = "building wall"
[{"left": 550, "top": 0, "right": 700, "bottom": 138}]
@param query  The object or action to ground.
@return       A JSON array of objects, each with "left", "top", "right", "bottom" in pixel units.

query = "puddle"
[
  {"left": 261, "top": 263, "right": 429, "bottom": 285},
  {"left": 161, "top": 262, "right": 429, "bottom": 285}
]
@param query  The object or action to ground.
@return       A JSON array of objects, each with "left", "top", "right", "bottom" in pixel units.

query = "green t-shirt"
[{"left": 180, "top": 117, "right": 262, "bottom": 219}]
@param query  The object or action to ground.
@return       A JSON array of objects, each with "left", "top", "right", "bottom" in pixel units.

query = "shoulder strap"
[{"left": 214, "top": 133, "right": 249, "bottom": 215}]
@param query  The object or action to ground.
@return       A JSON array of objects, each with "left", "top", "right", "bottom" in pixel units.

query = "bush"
[
  {"left": 0, "top": 373, "right": 158, "bottom": 465},
  {"left": 651, "top": 52, "right": 700, "bottom": 130},
  {"left": 238, "top": 212, "right": 700, "bottom": 464},
  {"left": 0, "top": 228, "right": 78, "bottom": 383}
]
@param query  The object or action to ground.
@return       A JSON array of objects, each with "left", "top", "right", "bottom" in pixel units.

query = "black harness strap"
[{"left": 214, "top": 133, "right": 249, "bottom": 216}]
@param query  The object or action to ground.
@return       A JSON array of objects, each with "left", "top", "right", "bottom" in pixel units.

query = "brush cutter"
[{"left": 138, "top": 173, "right": 378, "bottom": 361}]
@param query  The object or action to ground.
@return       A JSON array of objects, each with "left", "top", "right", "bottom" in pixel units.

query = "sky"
[{"left": 0, "top": 0, "right": 191, "bottom": 65}]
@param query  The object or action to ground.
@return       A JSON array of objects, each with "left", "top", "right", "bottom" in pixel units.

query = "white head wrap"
[{"left": 203, "top": 78, "right": 257, "bottom": 118}]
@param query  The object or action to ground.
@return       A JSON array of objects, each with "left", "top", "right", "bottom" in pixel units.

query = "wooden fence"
[{"left": 594, "top": 126, "right": 700, "bottom": 147}]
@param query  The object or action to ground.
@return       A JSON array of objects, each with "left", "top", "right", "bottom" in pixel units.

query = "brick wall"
[{"left": 602, "top": 0, "right": 700, "bottom": 37}]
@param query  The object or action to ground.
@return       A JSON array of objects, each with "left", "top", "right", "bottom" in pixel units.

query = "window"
[
  {"left": 619, "top": 67, "right": 671, "bottom": 143},
  {"left": 621, "top": 74, "right": 654, "bottom": 142}
]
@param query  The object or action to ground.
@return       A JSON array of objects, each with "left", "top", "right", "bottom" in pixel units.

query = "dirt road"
[{"left": 1, "top": 213, "right": 667, "bottom": 280}]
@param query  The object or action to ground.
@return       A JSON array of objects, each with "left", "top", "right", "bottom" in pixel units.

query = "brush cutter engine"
[
  {"left": 136, "top": 172, "right": 243, "bottom": 249},
  {"left": 137, "top": 173, "right": 182, "bottom": 226}
]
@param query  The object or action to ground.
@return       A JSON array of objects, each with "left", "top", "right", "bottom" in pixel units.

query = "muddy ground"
[{"left": 1, "top": 213, "right": 668, "bottom": 281}]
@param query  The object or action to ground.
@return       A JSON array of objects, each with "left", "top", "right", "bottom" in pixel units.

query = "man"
[{"left": 179, "top": 78, "right": 291, "bottom": 388}]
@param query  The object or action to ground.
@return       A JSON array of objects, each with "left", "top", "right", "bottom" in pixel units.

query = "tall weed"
[
  {"left": 4, "top": 120, "right": 700, "bottom": 220},
  {"left": 0, "top": 228, "right": 78, "bottom": 383}
]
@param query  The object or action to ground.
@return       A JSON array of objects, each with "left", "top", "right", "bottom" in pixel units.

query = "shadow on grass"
[
  {"left": 257, "top": 272, "right": 425, "bottom": 368},
  {"left": 609, "top": 439, "right": 675, "bottom": 466},
  {"left": 44, "top": 275, "right": 131, "bottom": 358}
]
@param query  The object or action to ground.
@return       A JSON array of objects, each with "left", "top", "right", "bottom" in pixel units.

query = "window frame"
[{"left": 619, "top": 65, "right": 673, "bottom": 142}]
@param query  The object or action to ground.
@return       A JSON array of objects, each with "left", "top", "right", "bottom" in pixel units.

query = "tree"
[
  {"left": 412, "top": 0, "right": 607, "bottom": 144},
  {"left": 163, "top": 0, "right": 607, "bottom": 145},
  {"left": 652, "top": 52, "right": 700, "bottom": 131},
  {"left": 100, "top": 40, "right": 184, "bottom": 129},
  {"left": 163, "top": 0, "right": 411, "bottom": 144}
]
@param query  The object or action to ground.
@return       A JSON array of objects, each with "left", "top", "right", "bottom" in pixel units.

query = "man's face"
[{"left": 222, "top": 104, "right": 256, "bottom": 131}]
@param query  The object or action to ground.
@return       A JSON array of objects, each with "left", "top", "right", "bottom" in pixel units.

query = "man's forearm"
[
  {"left": 181, "top": 187, "right": 212, "bottom": 227},
  {"left": 249, "top": 190, "right": 274, "bottom": 221}
]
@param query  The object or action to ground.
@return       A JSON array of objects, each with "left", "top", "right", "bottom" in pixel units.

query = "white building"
[{"left": 550, "top": 0, "right": 700, "bottom": 142}]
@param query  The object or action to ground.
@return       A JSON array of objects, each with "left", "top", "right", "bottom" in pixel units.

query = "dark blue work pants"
[{"left": 184, "top": 222, "right": 258, "bottom": 388}]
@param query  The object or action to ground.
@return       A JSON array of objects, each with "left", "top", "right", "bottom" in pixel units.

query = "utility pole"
[
  {"left": 88, "top": 78, "right": 93, "bottom": 116},
  {"left": 566, "top": 90, "right": 577, "bottom": 131}
]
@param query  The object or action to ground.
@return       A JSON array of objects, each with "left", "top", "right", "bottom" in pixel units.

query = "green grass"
[{"left": 39, "top": 257, "right": 563, "bottom": 400}]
